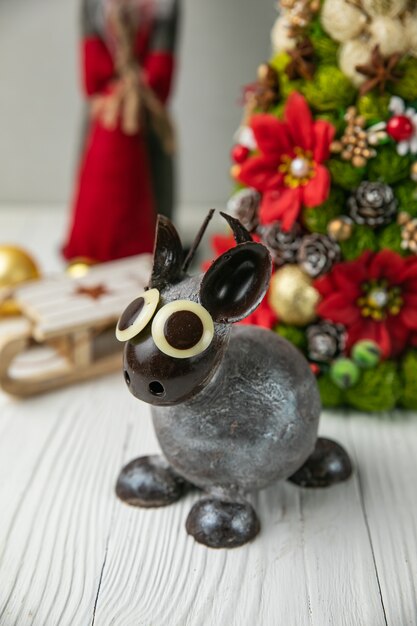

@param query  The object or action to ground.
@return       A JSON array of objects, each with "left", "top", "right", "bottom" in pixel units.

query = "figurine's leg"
[
  {"left": 186, "top": 493, "right": 260, "bottom": 549},
  {"left": 289, "top": 437, "right": 352, "bottom": 488},
  {"left": 116, "top": 455, "right": 192, "bottom": 508}
]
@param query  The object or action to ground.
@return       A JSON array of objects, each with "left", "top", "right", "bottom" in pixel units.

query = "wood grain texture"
[{"left": 0, "top": 208, "right": 416, "bottom": 626}]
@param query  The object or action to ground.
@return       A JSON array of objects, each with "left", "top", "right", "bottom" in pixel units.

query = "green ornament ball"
[
  {"left": 352, "top": 340, "right": 381, "bottom": 370},
  {"left": 330, "top": 358, "right": 361, "bottom": 390}
]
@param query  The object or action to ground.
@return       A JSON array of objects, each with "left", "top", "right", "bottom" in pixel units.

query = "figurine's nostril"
[
  {"left": 124, "top": 370, "right": 131, "bottom": 386},
  {"left": 149, "top": 381, "right": 165, "bottom": 397}
]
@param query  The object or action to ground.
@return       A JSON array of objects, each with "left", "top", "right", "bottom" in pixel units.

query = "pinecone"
[
  {"left": 261, "top": 221, "right": 303, "bottom": 266},
  {"left": 227, "top": 188, "right": 260, "bottom": 233},
  {"left": 347, "top": 182, "right": 397, "bottom": 228},
  {"left": 297, "top": 234, "right": 340, "bottom": 278},
  {"left": 307, "top": 322, "right": 346, "bottom": 363}
]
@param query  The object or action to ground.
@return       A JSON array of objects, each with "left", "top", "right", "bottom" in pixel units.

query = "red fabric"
[
  {"left": 314, "top": 250, "right": 417, "bottom": 358},
  {"left": 63, "top": 25, "right": 175, "bottom": 262},
  {"left": 236, "top": 92, "right": 335, "bottom": 231},
  {"left": 63, "top": 121, "right": 156, "bottom": 262},
  {"left": 143, "top": 52, "right": 175, "bottom": 105}
]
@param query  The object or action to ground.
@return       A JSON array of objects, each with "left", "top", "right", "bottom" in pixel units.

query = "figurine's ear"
[
  {"left": 149, "top": 215, "right": 184, "bottom": 288},
  {"left": 200, "top": 242, "right": 272, "bottom": 323}
]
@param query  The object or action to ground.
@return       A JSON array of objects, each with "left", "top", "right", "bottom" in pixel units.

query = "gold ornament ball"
[
  {"left": 0, "top": 245, "right": 40, "bottom": 316},
  {"left": 268, "top": 265, "right": 320, "bottom": 326},
  {"left": 327, "top": 217, "right": 354, "bottom": 242},
  {"left": 66, "top": 257, "right": 98, "bottom": 278},
  {"left": 411, "top": 162, "right": 417, "bottom": 182}
]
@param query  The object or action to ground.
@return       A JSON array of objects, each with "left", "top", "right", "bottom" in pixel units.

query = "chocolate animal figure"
[{"left": 115, "top": 211, "right": 352, "bottom": 548}]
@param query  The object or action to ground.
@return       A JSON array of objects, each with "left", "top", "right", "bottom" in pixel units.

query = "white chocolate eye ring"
[
  {"left": 151, "top": 300, "right": 214, "bottom": 359},
  {"left": 116, "top": 288, "right": 160, "bottom": 342}
]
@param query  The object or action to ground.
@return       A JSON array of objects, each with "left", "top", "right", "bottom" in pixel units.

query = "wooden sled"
[{"left": 0, "top": 254, "right": 152, "bottom": 397}]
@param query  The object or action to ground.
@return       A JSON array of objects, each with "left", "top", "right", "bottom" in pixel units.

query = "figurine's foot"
[
  {"left": 288, "top": 437, "right": 352, "bottom": 488},
  {"left": 186, "top": 498, "right": 260, "bottom": 548},
  {"left": 116, "top": 455, "right": 191, "bottom": 508}
]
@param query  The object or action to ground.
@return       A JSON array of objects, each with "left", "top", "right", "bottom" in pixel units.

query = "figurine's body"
[
  {"left": 62, "top": 0, "right": 179, "bottom": 263},
  {"left": 153, "top": 323, "right": 320, "bottom": 491},
  {"left": 116, "top": 212, "right": 352, "bottom": 548}
]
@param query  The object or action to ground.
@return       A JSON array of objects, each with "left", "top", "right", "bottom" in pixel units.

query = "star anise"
[
  {"left": 285, "top": 37, "right": 316, "bottom": 81},
  {"left": 355, "top": 45, "right": 404, "bottom": 97}
]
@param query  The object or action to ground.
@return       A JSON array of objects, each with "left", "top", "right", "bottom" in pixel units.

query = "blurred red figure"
[{"left": 63, "top": 0, "right": 180, "bottom": 262}]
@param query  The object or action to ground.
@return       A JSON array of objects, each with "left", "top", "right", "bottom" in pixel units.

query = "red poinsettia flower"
[
  {"left": 240, "top": 291, "right": 278, "bottom": 329},
  {"left": 315, "top": 250, "right": 417, "bottom": 358},
  {"left": 235, "top": 92, "right": 335, "bottom": 231}
]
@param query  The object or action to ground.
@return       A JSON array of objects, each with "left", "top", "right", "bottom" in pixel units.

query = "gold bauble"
[
  {"left": 269, "top": 265, "right": 320, "bottom": 326},
  {"left": 327, "top": 217, "right": 354, "bottom": 242},
  {"left": 0, "top": 245, "right": 40, "bottom": 289},
  {"left": 411, "top": 162, "right": 417, "bottom": 182},
  {"left": 66, "top": 257, "right": 98, "bottom": 278},
  {"left": 0, "top": 245, "right": 40, "bottom": 315}
]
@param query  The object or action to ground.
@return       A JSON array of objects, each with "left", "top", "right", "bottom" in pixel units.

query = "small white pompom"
[
  {"left": 405, "top": 12, "right": 417, "bottom": 58},
  {"left": 321, "top": 0, "right": 367, "bottom": 42},
  {"left": 362, "top": 0, "right": 408, "bottom": 18},
  {"left": 271, "top": 15, "right": 296, "bottom": 53},
  {"left": 339, "top": 39, "right": 372, "bottom": 87},
  {"left": 368, "top": 16, "right": 408, "bottom": 56}
]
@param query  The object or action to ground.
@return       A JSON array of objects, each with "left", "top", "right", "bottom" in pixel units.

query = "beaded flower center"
[
  {"left": 357, "top": 280, "right": 403, "bottom": 320},
  {"left": 279, "top": 148, "right": 315, "bottom": 188}
]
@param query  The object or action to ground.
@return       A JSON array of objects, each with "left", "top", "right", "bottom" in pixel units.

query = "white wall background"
[{"left": 0, "top": 0, "right": 276, "bottom": 218}]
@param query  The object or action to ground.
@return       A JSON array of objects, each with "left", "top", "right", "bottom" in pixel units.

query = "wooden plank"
[
  {"left": 346, "top": 413, "right": 417, "bottom": 626},
  {"left": 92, "top": 413, "right": 386, "bottom": 626},
  {"left": 0, "top": 377, "right": 131, "bottom": 625}
]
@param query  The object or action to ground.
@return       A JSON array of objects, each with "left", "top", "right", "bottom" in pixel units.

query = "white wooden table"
[{"left": 0, "top": 208, "right": 416, "bottom": 626}]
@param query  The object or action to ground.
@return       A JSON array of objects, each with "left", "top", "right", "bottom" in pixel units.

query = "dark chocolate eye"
[
  {"left": 116, "top": 288, "right": 160, "bottom": 342},
  {"left": 151, "top": 300, "right": 214, "bottom": 358}
]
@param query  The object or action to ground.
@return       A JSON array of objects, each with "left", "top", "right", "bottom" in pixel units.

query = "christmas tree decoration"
[
  {"left": 330, "top": 358, "right": 361, "bottom": 390},
  {"left": 398, "top": 211, "right": 417, "bottom": 252},
  {"left": 347, "top": 182, "right": 397, "bottom": 227},
  {"left": 0, "top": 246, "right": 40, "bottom": 316},
  {"left": 297, "top": 233, "right": 340, "bottom": 277},
  {"left": 269, "top": 265, "right": 320, "bottom": 326},
  {"left": 327, "top": 217, "right": 354, "bottom": 242},
  {"left": 227, "top": 188, "right": 261, "bottom": 233},
  {"left": 330, "top": 107, "right": 377, "bottom": 168},
  {"left": 208, "top": 0, "right": 417, "bottom": 411},
  {"left": 307, "top": 321, "right": 346, "bottom": 363},
  {"left": 352, "top": 339, "right": 381, "bottom": 369},
  {"left": 262, "top": 221, "right": 303, "bottom": 266}
]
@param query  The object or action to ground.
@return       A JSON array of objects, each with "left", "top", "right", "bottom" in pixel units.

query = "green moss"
[
  {"left": 270, "top": 51, "right": 291, "bottom": 74},
  {"left": 309, "top": 27, "right": 339, "bottom": 66},
  {"left": 317, "top": 112, "right": 346, "bottom": 135},
  {"left": 392, "top": 57, "right": 417, "bottom": 101},
  {"left": 303, "top": 66, "right": 356, "bottom": 112},
  {"left": 340, "top": 225, "right": 378, "bottom": 260},
  {"left": 345, "top": 361, "right": 401, "bottom": 412},
  {"left": 394, "top": 180, "right": 417, "bottom": 218},
  {"left": 302, "top": 188, "right": 345, "bottom": 233},
  {"left": 318, "top": 373, "right": 344, "bottom": 408},
  {"left": 275, "top": 324, "right": 307, "bottom": 351},
  {"left": 357, "top": 93, "right": 391, "bottom": 124},
  {"left": 328, "top": 159, "right": 366, "bottom": 191},
  {"left": 367, "top": 145, "right": 411, "bottom": 185},
  {"left": 378, "top": 223, "right": 406, "bottom": 256},
  {"left": 400, "top": 351, "right": 417, "bottom": 410}
]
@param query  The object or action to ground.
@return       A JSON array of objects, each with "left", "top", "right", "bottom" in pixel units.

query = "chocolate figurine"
[{"left": 115, "top": 212, "right": 352, "bottom": 548}]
